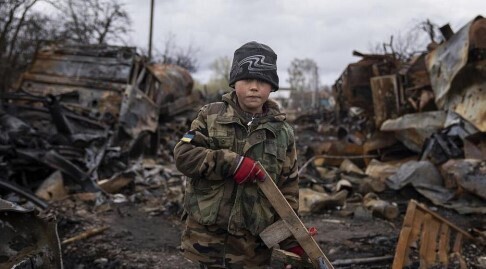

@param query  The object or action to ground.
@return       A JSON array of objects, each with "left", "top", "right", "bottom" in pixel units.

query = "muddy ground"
[
  {"left": 39, "top": 126, "right": 484, "bottom": 269},
  {"left": 51, "top": 179, "right": 484, "bottom": 269}
]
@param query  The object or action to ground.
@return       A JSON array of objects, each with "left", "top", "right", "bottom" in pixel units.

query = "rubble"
[
  {"left": 294, "top": 14, "right": 486, "bottom": 268},
  {"left": 0, "top": 198, "right": 62, "bottom": 268},
  {"left": 0, "top": 44, "right": 200, "bottom": 200},
  {"left": 380, "top": 110, "right": 447, "bottom": 152}
]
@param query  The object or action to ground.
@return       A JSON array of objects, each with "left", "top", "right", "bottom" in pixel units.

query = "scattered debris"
[
  {"left": 62, "top": 226, "right": 109, "bottom": 245},
  {"left": 0, "top": 198, "right": 62, "bottom": 268}
]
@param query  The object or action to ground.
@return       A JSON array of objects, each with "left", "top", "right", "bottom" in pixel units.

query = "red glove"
[
  {"left": 233, "top": 156, "right": 266, "bottom": 184},
  {"left": 287, "top": 245, "right": 305, "bottom": 257},
  {"left": 285, "top": 227, "right": 317, "bottom": 257}
]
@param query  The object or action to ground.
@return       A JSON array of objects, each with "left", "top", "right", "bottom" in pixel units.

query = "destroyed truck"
[{"left": 0, "top": 44, "right": 202, "bottom": 197}]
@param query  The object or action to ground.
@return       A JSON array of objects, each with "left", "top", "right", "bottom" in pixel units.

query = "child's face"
[{"left": 234, "top": 79, "right": 272, "bottom": 114}]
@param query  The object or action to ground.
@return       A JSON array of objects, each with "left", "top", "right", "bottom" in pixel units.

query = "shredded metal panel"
[{"left": 426, "top": 16, "right": 486, "bottom": 131}]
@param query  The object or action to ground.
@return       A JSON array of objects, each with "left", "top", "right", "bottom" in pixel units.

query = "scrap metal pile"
[
  {"left": 293, "top": 15, "right": 486, "bottom": 268},
  {"left": 0, "top": 44, "right": 201, "bottom": 268}
]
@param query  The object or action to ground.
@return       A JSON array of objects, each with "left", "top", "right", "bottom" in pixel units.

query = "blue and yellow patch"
[{"left": 181, "top": 131, "right": 195, "bottom": 143}]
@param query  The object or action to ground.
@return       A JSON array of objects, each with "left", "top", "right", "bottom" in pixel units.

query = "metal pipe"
[{"left": 148, "top": 0, "right": 154, "bottom": 60}]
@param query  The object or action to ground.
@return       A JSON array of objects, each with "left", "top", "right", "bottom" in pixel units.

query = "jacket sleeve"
[
  {"left": 276, "top": 127, "right": 300, "bottom": 249},
  {"left": 277, "top": 136, "right": 299, "bottom": 212},
  {"left": 173, "top": 104, "right": 240, "bottom": 181}
]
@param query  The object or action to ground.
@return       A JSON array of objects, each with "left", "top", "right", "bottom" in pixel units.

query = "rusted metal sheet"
[
  {"left": 0, "top": 199, "right": 62, "bottom": 269},
  {"left": 115, "top": 63, "right": 196, "bottom": 139},
  {"left": 401, "top": 54, "right": 431, "bottom": 89},
  {"left": 12, "top": 45, "right": 136, "bottom": 122},
  {"left": 463, "top": 132, "right": 486, "bottom": 159},
  {"left": 380, "top": 111, "right": 447, "bottom": 152},
  {"left": 147, "top": 63, "right": 194, "bottom": 104},
  {"left": 392, "top": 200, "right": 474, "bottom": 269},
  {"left": 30, "top": 52, "right": 133, "bottom": 83},
  {"left": 334, "top": 62, "right": 373, "bottom": 117},
  {"left": 117, "top": 85, "right": 159, "bottom": 139},
  {"left": 400, "top": 54, "right": 437, "bottom": 113},
  {"left": 333, "top": 52, "right": 400, "bottom": 120},
  {"left": 370, "top": 75, "right": 400, "bottom": 128},
  {"left": 160, "top": 91, "right": 203, "bottom": 118},
  {"left": 426, "top": 16, "right": 486, "bottom": 131}
]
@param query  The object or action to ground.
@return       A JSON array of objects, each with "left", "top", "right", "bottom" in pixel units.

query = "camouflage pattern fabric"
[
  {"left": 174, "top": 91, "right": 299, "bottom": 266},
  {"left": 181, "top": 216, "right": 271, "bottom": 268}
]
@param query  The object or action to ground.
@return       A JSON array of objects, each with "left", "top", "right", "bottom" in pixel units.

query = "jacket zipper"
[{"left": 246, "top": 115, "right": 255, "bottom": 134}]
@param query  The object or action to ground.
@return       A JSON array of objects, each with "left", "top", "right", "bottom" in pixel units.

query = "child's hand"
[{"left": 233, "top": 156, "right": 266, "bottom": 184}]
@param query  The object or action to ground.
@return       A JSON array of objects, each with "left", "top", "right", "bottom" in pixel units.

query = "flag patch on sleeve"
[{"left": 181, "top": 131, "right": 195, "bottom": 143}]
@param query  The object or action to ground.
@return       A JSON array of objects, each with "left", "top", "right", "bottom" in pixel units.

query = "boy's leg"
[
  {"left": 224, "top": 228, "right": 271, "bottom": 268},
  {"left": 180, "top": 216, "right": 271, "bottom": 268},
  {"left": 181, "top": 216, "right": 227, "bottom": 268}
]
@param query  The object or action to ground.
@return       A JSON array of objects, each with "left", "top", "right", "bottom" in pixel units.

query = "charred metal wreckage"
[
  {"left": 0, "top": 44, "right": 201, "bottom": 268},
  {"left": 1, "top": 44, "right": 198, "bottom": 195},
  {"left": 294, "top": 15, "right": 486, "bottom": 268},
  {"left": 0, "top": 198, "right": 62, "bottom": 269}
]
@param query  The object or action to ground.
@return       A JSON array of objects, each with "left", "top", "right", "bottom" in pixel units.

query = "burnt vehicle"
[{"left": 0, "top": 44, "right": 201, "bottom": 198}]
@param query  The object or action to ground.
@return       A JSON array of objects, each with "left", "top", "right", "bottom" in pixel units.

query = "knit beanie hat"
[{"left": 229, "top": 41, "right": 279, "bottom": 91}]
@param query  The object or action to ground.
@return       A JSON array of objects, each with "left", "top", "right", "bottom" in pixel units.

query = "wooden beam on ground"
[
  {"left": 392, "top": 200, "right": 474, "bottom": 269},
  {"left": 332, "top": 255, "right": 394, "bottom": 266},
  {"left": 271, "top": 249, "right": 314, "bottom": 269},
  {"left": 260, "top": 219, "right": 293, "bottom": 248},
  {"left": 257, "top": 162, "right": 334, "bottom": 269}
]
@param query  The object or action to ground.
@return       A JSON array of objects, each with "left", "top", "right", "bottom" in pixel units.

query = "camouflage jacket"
[{"left": 174, "top": 91, "right": 299, "bottom": 236}]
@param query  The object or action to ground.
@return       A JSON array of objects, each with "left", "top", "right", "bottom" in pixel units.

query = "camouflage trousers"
[{"left": 180, "top": 216, "right": 272, "bottom": 269}]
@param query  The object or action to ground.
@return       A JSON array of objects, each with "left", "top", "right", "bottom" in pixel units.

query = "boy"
[{"left": 174, "top": 41, "right": 301, "bottom": 268}]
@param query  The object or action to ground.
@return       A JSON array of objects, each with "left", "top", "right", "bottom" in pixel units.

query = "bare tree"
[
  {"left": 1, "top": 0, "right": 39, "bottom": 60},
  {"left": 154, "top": 33, "right": 199, "bottom": 73},
  {"left": 287, "top": 58, "right": 319, "bottom": 92},
  {"left": 209, "top": 56, "right": 231, "bottom": 84},
  {"left": 199, "top": 55, "right": 232, "bottom": 95},
  {"left": 372, "top": 19, "right": 442, "bottom": 61},
  {"left": 0, "top": 0, "right": 57, "bottom": 92},
  {"left": 54, "top": 0, "right": 131, "bottom": 45},
  {"left": 0, "top": 0, "right": 133, "bottom": 93}
]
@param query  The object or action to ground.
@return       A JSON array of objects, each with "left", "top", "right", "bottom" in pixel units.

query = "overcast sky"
[{"left": 46, "top": 0, "right": 486, "bottom": 87}]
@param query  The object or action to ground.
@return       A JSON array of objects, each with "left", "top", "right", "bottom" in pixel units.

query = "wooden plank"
[
  {"left": 453, "top": 233, "right": 463, "bottom": 253},
  {"left": 419, "top": 213, "right": 432, "bottom": 268},
  {"left": 271, "top": 249, "right": 314, "bottom": 269},
  {"left": 260, "top": 219, "right": 292, "bottom": 248},
  {"left": 409, "top": 209, "right": 424, "bottom": 246},
  {"left": 414, "top": 202, "right": 473, "bottom": 240},
  {"left": 391, "top": 227, "right": 412, "bottom": 269},
  {"left": 333, "top": 255, "right": 394, "bottom": 266},
  {"left": 424, "top": 219, "right": 440, "bottom": 265},
  {"left": 257, "top": 163, "right": 334, "bottom": 269},
  {"left": 392, "top": 200, "right": 417, "bottom": 269},
  {"left": 393, "top": 201, "right": 475, "bottom": 269},
  {"left": 437, "top": 223, "right": 450, "bottom": 265}
]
